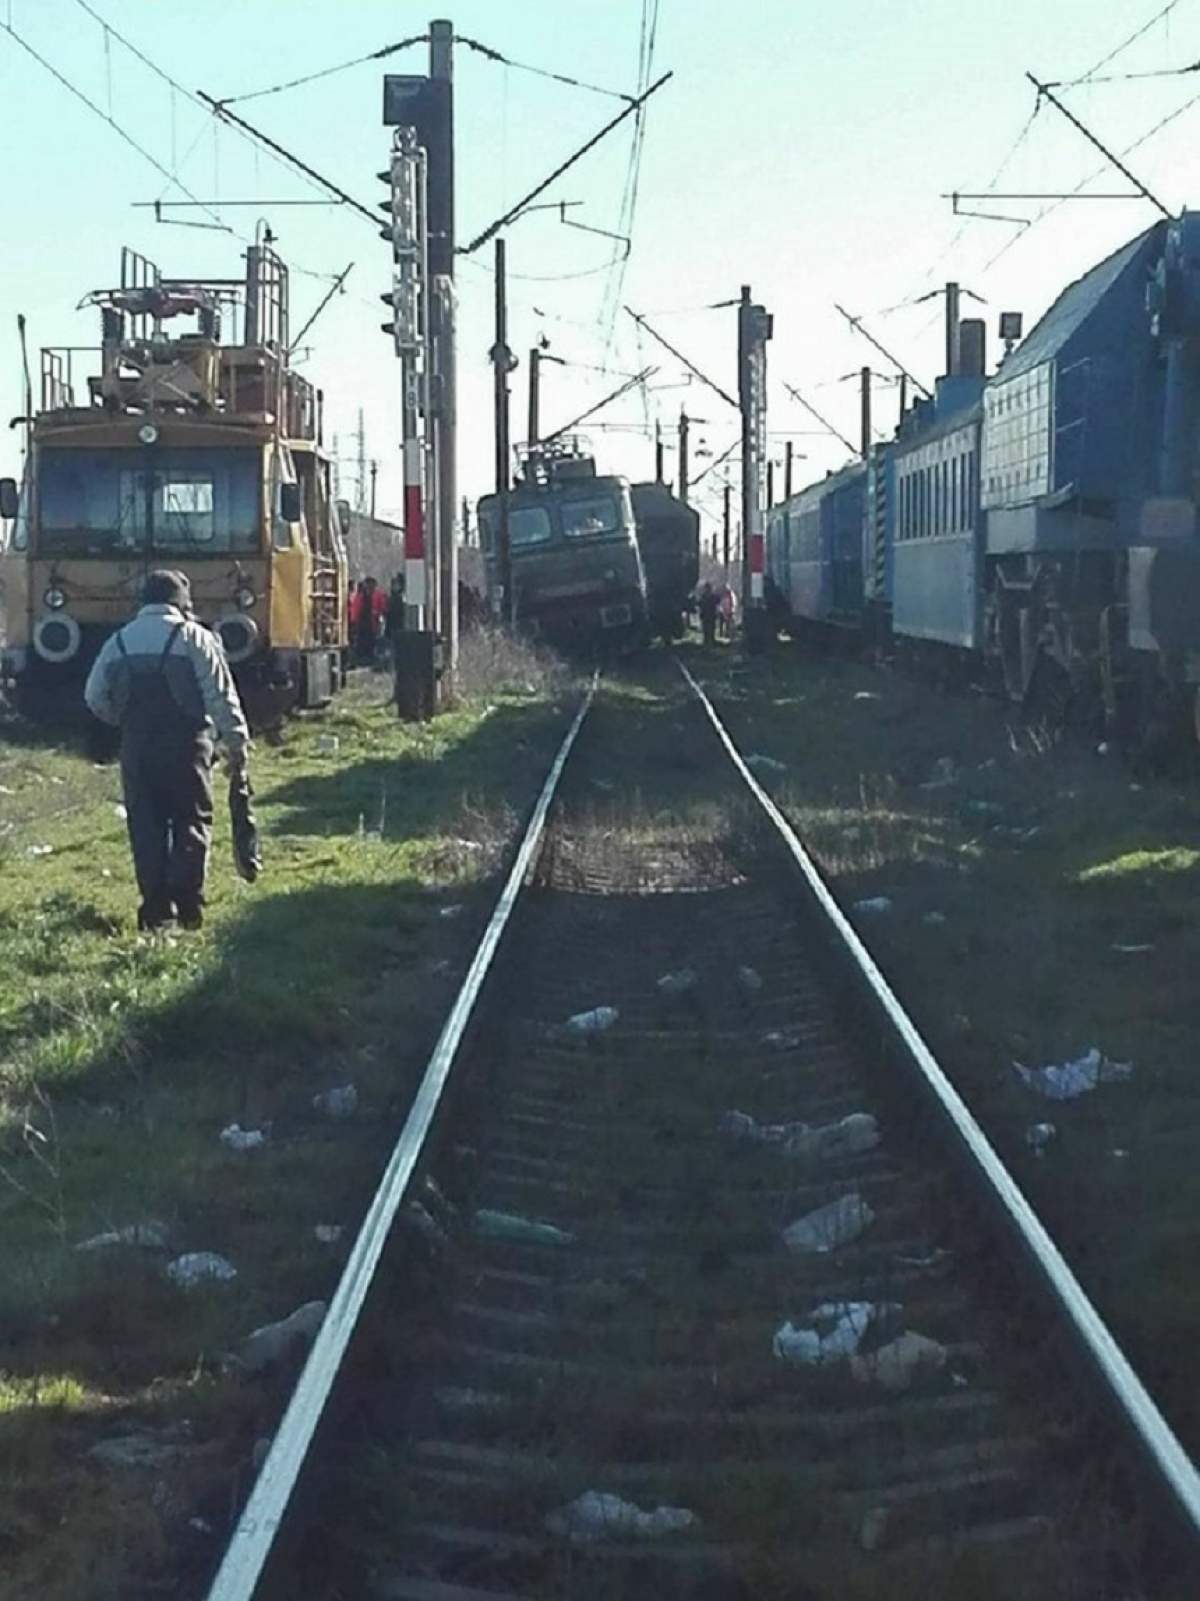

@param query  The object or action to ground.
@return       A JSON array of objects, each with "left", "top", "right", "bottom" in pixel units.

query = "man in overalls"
[{"left": 84, "top": 570, "right": 250, "bottom": 931}]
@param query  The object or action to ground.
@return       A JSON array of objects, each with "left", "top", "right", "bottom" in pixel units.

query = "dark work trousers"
[{"left": 119, "top": 674, "right": 214, "bottom": 923}]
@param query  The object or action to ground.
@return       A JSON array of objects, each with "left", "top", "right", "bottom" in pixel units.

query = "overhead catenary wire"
[
  {"left": 454, "top": 33, "right": 634, "bottom": 102},
  {"left": 1, "top": 16, "right": 233, "bottom": 233},
  {"left": 462, "top": 71, "right": 673, "bottom": 254},
  {"left": 213, "top": 34, "right": 428, "bottom": 106}
]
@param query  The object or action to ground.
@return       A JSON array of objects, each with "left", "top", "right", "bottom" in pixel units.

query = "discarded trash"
[
  {"left": 894, "top": 1246, "right": 951, "bottom": 1270},
  {"left": 473, "top": 1208, "right": 575, "bottom": 1247},
  {"left": 850, "top": 1330, "right": 947, "bottom": 1392},
  {"left": 782, "top": 1193, "right": 874, "bottom": 1255},
  {"left": 166, "top": 1252, "right": 237, "bottom": 1288},
  {"left": 312, "top": 1083, "right": 358, "bottom": 1119},
  {"left": 860, "top": 1505, "right": 890, "bottom": 1552},
  {"left": 76, "top": 1220, "right": 168, "bottom": 1252},
  {"left": 438, "top": 903, "right": 464, "bottom": 919},
  {"left": 656, "top": 968, "right": 698, "bottom": 997},
  {"left": 219, "top": 1122, "right": 267, "bottom": 1152},
  {"left": 919, "top": 756, "right": 958, "bottom": 791},
  {"left": 773, "top": 1300, "right": 899, "bottom": 1367},
  {"left": 762, "top": 1024, "right": 805, "bottom": 1051},
  {"left": 1096, "top": 741, "right": 1110, "bottom": 757},
  {"left": 546, "top": 1490, "right": 699, "bottom": 1542},
  {"left": 853, "top": 691, "right": 879, "bottom": 701},
  {"left": 315, "top": 734, "right": 340, "bottom": 755},
  {"left": 1013, "top": 1047, "right": 1133, "bottom": 1102},
  {"left": 922, "top": 911, "right": 947, "bottom": 927},
  {"left": 1025, "top": 1122, "right": 1056, "bottom": 1155},
  {"left": 404, "top": 1200, "right": 451, "bottom": 1252},
  {"left": 314, "top": 1223, "right": 343, "bottom": 1244},
  {"left": 852, "top": 896, "right": 893, "bottom": 916},
  {"left": 737, "top": 965, "right": 763, "bottom": 994},
  {"left": 746, "top": 752, "right": 787, "bottom": 774},
  {"left": 25, "top": 844, "right": 53, "bottom": 858},
  {"left": 113, "top": 803, "right": 128, "bottom": 821},
  {"left": 229, "top": 1300, "right": 326, "bottom": 1375},
  {"left": 565, "top": 1005, "right": 619, "bottom": 1036},
  {"left": 1112, "top": 943, "right": 1155, "bottom": 954},
  {"left": 720, "top": 1110, "right": 880, "bottom": 1160}
]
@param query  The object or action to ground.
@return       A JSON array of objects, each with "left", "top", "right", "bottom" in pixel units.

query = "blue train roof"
[
  {"left": 774, "top": 457, "right": 866, "bottom": 514},
  {"left": 994, "top": 221, "right": 1164, "bottom": 381}
]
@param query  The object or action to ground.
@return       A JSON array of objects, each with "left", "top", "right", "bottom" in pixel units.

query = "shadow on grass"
[{"left": 262, "top": 696, "right": 565, "bottom": 842}]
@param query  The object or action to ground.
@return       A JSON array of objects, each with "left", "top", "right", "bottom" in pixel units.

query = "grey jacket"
[{"left": 84, "top": 604, "right": 250, "bottom": 756}]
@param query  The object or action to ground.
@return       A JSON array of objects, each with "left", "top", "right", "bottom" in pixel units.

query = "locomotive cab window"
[
  {"left": 509, "top": 506, "right": 553, "bottom": 547},
  {"left": 561, "top": 495, "right": 620, "bottom": 539}
]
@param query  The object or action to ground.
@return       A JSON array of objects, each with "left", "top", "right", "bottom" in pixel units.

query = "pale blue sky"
[{"left": 3, "top": 0, "right": 1198, "bottom": 538}]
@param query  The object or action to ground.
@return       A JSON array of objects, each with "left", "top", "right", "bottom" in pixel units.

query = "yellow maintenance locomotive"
[{"left": 0, "top": 240, "right": 347, "bottom": 723}]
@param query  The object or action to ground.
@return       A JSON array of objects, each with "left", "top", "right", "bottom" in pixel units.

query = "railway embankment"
[
  {"left": 0, "top": 634, "right": 574, "bottom": 1600},
  {"left": 700, "top": 639, "right": 1200, "bottom": 1461}
]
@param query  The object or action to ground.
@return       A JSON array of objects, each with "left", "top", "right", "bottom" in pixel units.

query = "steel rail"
[
  {"left": 205, "top": 677, "right": 598, "bottom": 1601},
  {"left": 679, "top": 659, "right": 1200, "bottom": 1545}
]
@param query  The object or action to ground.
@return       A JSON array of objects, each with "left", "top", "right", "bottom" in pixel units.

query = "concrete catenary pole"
[
  {"left": 944, "top": 281, "right": 960, "bottom": 378},
  {"left": 784, "top": 438, "right": 794, "bottom": 501},
  {"left": 678, "top": 408, "right": 690, "bottom": 504},
  {"left": 491, "top": 236, "right": 514, "bottom": 623},
  {"left": 429, "top": 19, "right": 457, "bottom": 678},
  {"left": 860, "top": 366, "right": 872, "bottom": 459},
  {"left": 527, "top": 345, "right": 541, "bottom": 447}
]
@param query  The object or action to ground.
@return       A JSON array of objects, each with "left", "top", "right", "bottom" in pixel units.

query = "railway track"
[{"left": 207, "top": 661, "right": 1199, "bottom": 1601}]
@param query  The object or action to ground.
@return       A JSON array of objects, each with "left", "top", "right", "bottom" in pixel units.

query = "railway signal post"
[
  {"left": 380, "top": 118, "right": 436, "bottom": 718},
  {"left": 738, "top": 284, "right": 773, "bottom": 651}
]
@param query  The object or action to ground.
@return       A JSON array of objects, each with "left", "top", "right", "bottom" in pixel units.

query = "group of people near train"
[
  {"left": 348, "top": 574, "right": 405, "bottom": 666},
  {"left": 695, "top": 581, "right": 738, "bottom": 646}
]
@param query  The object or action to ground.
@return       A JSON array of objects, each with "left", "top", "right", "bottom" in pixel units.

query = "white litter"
[
  {"left": 314, "top": 1224, "right": 343, "bottom": 1244},
  {"left": 25, "top": 844, "right": 53, "bottom": 858},
  {"left": 166, "top": 1252, "right": 237, "bottom": 1288},
  {"left": 312, "top": 1083, "right": 358, "bottom": 1118},
  {"left": 850, "top": 1330, "right": 947, "bottom": 1392},
  {"left": 229, "top": 1300, "right": 326, "bottom": 1375},
  {"left": 762, "top": 1025, "right": 804, "bottom": 1051},
  {"left": 782, "top": 1193, "right": 874, "bottom": 1255},
  {"left": 853, "top": 691, "right": 879, "bottom": 701},
  {"left": 219, "top": 1122, "right": 267, "bottom": 1152},
  {"left": 656, "top": 968, "right": 698, "bottom": 997},
  {"left": 773, "top": 1300, "right": 896, "bottom": 1367},
  {"left": 439, "top": 903, "right": 464, "bottom": 919},
  {"left": 746, "top": 753, "right": 787, "bottom": 774},
  {"left": 853, "top": 896, "right": 893, "bottom": 916},
  {"left": 75, "top": 1220, "right": 168, "bottom": 1252},
  {"left": 720, "top": 1110, "right": 880, "bottom": 1160},
  {"left": 1112, "top": 943, "right": 1154, "bottom": 954},
  {"left": 565, "top": 1005, "right": 619, "bottom": 1036},
  {"left": 1013, "top": 1047, "right": 1133, "bottom": 1102},
  {"left": 922, "top": 911, "right": 947, "bottom": 927},
  {"left": 860, "top": 1505, "right": 890, "bottom": 1552},
  {"left": 114, "top": 804, "right": 128, "bottom": 821},
  {"left": 919, "top": 756, "right": 958, "bottom": 791},
  {"left": 737, "top": 965, "right": 763, "bottom": 993},
  {"left": 315, "top": 734, "right": 340, "bottom": 755},
  {"left": 1025, "top": 1122, "right": 1057, "bottom": 1155},
  {"left": 546, "top": 1490, "right": 699, "bottom": 1542}
]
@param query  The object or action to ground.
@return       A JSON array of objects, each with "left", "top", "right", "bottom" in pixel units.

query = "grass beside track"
[
  {"left": 0, "top": 632, "right": 575, "bottom": 1601},
  {"left": 693, "top": 638, "right": 1200, "bottom": 1462}
]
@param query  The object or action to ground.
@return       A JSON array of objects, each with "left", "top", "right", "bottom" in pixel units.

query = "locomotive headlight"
[
  {"left": 137, "top": 423, "right": 159, "bottom": 446},
  {"left": 235, "top": 586, "right": 257, "bottom": 611},
  {"left": 43, "top": 586, "right": 66, "bottom": 610}
]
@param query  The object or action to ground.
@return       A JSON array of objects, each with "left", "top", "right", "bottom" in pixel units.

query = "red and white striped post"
[{"left": 738, "top": 286, "right": 772, "bottom": 644}]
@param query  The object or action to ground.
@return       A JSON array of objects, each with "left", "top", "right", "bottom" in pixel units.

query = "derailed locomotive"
[
  {"left": 631, "top": 479, "right": 699, "bottom": 642},
  {"left": 767, "top": 213, "right": 1200, "bottom": 748},
  {"left": 477, "top": 441, "right": 647, "bottom": 649}
]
